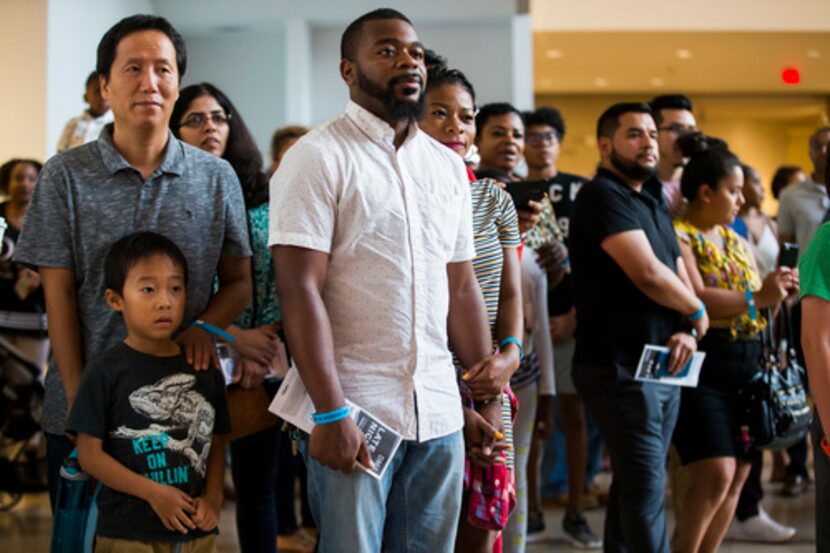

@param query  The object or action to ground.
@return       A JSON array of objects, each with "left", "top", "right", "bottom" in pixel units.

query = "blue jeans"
[{"left": 298, "top": 429, "right": 464, "bottom": 553}]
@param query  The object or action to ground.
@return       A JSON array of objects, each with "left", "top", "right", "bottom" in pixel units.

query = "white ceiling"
[{"left": 152, "top": 0, "right": 523, "bottom": 34}]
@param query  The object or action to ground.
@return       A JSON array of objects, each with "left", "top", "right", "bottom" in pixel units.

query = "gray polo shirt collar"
[{"left": 97, "top": 123, "right": 185, "bottom": 177}]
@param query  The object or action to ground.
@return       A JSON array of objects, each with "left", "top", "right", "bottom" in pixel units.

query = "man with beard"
[
  {"left": 268, "top": 9, "right": 494, "bottom": 552},
  {"left": 569, "top": 103, "right": 708, "bottom": 552}
]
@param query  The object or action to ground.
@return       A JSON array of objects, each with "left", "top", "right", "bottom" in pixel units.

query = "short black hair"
[
  {"left": 476, "top": 102, "right": 522, "bottom": 137},
  {"left": 809, "top": 126, "right": 830, "bottom": 153},
  {"left": 426, "top": 65, "right": 476, "bottom": 105},
  {"left": 424, "top": 48, "right": 447, "bottom": 70},
  {"left": 649, "top": 94, "right": 693, "bottom": 126},
  {"left": 596, "top": 102, "right": 653, "bottom": 139},
  {"left": 97, "top": 14, "right": 187, "bottom": 81},
  {"left": 0, "top": 158, "right": 42, "bottom": 195},
  {"left": 104, "top": 231, "right": 189, "bottom": 295},
  {"left": 85, "top": 71, "right": 100, "bottom": 89},
  {"left": 677, "top": 133, "right": 741, "bottom": 201},
  {"left": 340, "top": 8, "right": 412, "bottom": 61},
  {"left": 524, "top": 107, "right": 566, "bottom": 141},
  {"left": 770, "top": 165, "right": 803, "bottom": 200}
]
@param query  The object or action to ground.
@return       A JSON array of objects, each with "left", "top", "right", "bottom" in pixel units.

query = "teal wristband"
[
  {"left": 312, "top": 405, "right": 351, "bottom": 425},
  {"left": 688, "top": 303, "right": 705, "bottom": 322},
  {"left": 192, "top": 320, "right": 235, "bottom": 342},
  {"left": 745, "top": 289, "right": 757, "bottom": 321},
  {"left": 499, "top": 337, "right": 524, "bottom": 361}
]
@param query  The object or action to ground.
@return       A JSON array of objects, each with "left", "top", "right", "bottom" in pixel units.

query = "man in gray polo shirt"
[
  {"left": 14, "top": 14, "right": 252, "bottom": 508},
  {"left": 778, "top": 126, "right": 830, "bottom": 255}
]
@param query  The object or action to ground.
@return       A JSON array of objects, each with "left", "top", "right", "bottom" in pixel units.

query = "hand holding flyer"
[
  {"left": 268, "top": 367, "right": 402, "bottom": 479},
  {"left": 634, "top": 345, "right": 706, "bottom": 387}
]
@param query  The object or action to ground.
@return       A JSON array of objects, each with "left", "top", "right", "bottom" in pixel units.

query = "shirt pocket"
[{"left": 415, "top": 185, "right": 465, "bottom": 261}]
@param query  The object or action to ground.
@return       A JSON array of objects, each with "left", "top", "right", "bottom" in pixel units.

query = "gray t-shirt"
[
  {"left": 777, "top": 178, "right": 830, "bottom": 257},
  {"left": 14, "top": 126, "right": 251, "bottom": 434}
]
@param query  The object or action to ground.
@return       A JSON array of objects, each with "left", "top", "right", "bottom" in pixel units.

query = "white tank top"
[{"left": 750, "top": 221, "right": 779, "bottom": 278}]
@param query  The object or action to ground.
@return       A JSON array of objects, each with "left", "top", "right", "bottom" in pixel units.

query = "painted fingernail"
[
  {"left": 495, "top": 431, "right": 504, "bottom": 440},
  {"left": 461, "top": 372, "right": 470, "bottom": 381}
]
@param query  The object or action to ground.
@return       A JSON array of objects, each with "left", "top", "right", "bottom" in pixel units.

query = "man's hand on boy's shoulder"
[
  {"left": 192, "top": 494, "right": 222, "bottom": 532},
  {"left": 146, "top": 483, "right": 197, "bottom": 534},
  {"left": 177, "top": 325, "right": 220, "bottom": 371}
]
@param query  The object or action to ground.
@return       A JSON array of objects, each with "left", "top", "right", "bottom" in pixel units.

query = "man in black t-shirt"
[
  {"left": 570, "top": 103, "right": 708, "bottom": 553},
  {"left": 524, "top": 106, "right": 599, "bottom": 546},
  {"left": 68, "top": 232, "right": 230, "bottom": 550}
]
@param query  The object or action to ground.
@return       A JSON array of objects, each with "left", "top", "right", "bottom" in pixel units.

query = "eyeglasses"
[
  {"left": 658, "top": 123, "right": 697, "bottom": 135},
  {"left": 179, "top": 111, "right": 231, "bottom": 129},
  {"left": 526, "top": 131, "right": 558, "bottom": 146}
]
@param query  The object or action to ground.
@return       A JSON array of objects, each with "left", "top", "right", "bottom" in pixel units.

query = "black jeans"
[
  {"left": 230, "top": 422, "right": 280, "bottom": 553},
  {"left": 577, "top": 369, "right": 680, "bottom": 553},
  {"left": 45, "top": 432, "right": 75, "bottom": 513},
  {"left": 734, "top": 449, "right": 763, "bottom": 521}
]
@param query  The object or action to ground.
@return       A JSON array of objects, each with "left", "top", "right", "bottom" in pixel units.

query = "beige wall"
[
  {"left": 0, "top": 0, "right": 48, "bottom": 162},
  {"left": 531, "top": 0, "right": 830, "bottom": 31},
  {"left": 534, "top": 93, "right": 828, "bottom": 214}
]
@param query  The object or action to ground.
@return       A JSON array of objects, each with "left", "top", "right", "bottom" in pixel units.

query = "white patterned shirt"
[
  {"left": 268, "top": 101, "right": 475, "bottom": 441},
  {"left": 56, "top": 110, "right": 114, "bottom": 153}
]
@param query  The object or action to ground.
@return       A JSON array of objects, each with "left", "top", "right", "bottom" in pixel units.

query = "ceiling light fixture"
[
  {"left": 594, "top": 77, "right": 608, "bottom": 88},
  {"left": 650, "top": 77, "right": 665, "bottom": 87},
  {"left": 545, "top": 49, "right": 563, "bottom": 59},
  {"left": 807, "top": 49, "right": 821, "bottom": 59},
  {"left": 675, "top": 49, "right": 692, "bottom": 60}
]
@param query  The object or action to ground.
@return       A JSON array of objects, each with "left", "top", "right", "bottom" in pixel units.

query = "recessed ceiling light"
[
  {"left": 650, "top": 77, "right": 665, "bottom": 87},
  {"left": 807, "top": 49, "right": 821, "bottom": 59},
  {"left": 539, "top": 78, "right": 553, "bottom": 87},
  {"left": 675, "top": 49, "right": 692, "bottom": 60},
  {"left": 594, "top": 77, "right": 608, "bottom": 87},
  {"left": 545, "top": 49, "right": 563, "bottom": 59}
]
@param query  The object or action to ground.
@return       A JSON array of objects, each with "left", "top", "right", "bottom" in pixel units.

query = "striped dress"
[
  {"left": 469, "top": 178, "right": 522, "bottom": 330},
  {"left": 460, "top": 178, "right": 522, "bottom": 531}
]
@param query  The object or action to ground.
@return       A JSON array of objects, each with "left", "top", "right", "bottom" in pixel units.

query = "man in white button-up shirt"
[{"left": 269, "top": 8, "right": 493, "bottom": 553}]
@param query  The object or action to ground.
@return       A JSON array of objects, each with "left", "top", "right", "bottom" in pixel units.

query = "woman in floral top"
[{"left": 670, "top": 134, "right": 798, "bottom": 553}]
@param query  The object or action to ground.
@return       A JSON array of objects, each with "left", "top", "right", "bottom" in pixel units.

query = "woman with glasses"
[{"left": 171, "top": 83, "right": 289, "bottom": 553}]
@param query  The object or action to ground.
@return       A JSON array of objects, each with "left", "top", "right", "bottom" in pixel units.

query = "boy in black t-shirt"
[{"left": 68, "top": 232, "right": 230, "bottom": 552}]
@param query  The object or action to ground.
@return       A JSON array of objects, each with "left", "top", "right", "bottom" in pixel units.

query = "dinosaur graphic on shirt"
[{"left": 111, "top": 373, "right": 215, "bottom": 475}]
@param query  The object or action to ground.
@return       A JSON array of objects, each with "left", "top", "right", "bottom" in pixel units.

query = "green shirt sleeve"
[{"left": 799, "top": 222, "right": 830, "bottom": 301}]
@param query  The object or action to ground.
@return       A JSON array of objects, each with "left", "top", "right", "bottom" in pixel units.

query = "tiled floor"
[
  {"left": 526, "top": 484, "right": 815, "bottom": 552},
  {"left": 0, "top": 476, "right": 816, "bottom": 552}
]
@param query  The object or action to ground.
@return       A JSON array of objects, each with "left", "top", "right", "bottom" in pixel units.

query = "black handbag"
[{"left": 741, "top": 305, "right": 811, "bottom": 450}]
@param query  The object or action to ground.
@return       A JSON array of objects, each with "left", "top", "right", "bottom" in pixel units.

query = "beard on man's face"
[
  {"left": 356, "top": 67, "right": 424, "bottom": 122},
  {"left": 610, "top": 148, "right": 657, "bottom": 182}
]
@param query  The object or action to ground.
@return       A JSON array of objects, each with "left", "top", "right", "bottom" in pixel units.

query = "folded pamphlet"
[
  {"left": 634, "top": 345, "right": 705, "bottom": 387},
  {"left": 268, "top": 366, "right": 402, "bottom": 479}
]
